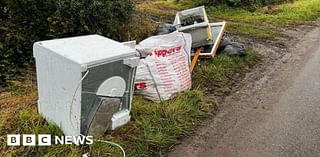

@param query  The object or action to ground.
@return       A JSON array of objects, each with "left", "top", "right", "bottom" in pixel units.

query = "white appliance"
[
  {"left": 33, "top": 35, "right": 139, "bottom": 136},
  {"left": 174, "top": 6, "right": 212, "bottom": 48}
]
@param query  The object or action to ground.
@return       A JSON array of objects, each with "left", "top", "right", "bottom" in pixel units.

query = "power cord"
[{"left": 94, "top": 138, "right": 126, "bottom": 157}]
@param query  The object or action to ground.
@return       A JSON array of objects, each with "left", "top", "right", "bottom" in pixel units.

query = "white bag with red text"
[{"left": 134, "top": 32, "right": 192, "bottom": 103}]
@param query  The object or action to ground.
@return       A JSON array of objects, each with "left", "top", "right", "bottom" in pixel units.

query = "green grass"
[
  {"left": 138, "top": 0, "right": 320, "bottom": 39},
  {"left": 194, "top": 50, "right": 260, "bottom": 93},
  {"left": 227, "top": 22, "right": 279, "bottom": 39},
  {"left": 0, "top": 89, "right": 214, "bottom": 156},
  {"left": 0, "top": 107, "right": 81, "bottom": 157},
  {"left": 209, "top": 0, "right": 320, "bottom": 26},
  {"left": 206, "top": 0, "right": 320, "bottom": 38}
]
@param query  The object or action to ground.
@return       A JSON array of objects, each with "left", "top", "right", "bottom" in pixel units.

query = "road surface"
[{"left": 168, "top": 25, "right": 320, "bottom": 157}]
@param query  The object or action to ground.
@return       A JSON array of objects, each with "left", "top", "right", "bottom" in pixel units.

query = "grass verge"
[
  {"left": 137, "top": 0, "right": 320, "bottom": 39},
  {"left": 208, "top": 0, "right": 320, "bottom": 38},
  {"left": 194, "top": 50, "right": 260, "bottom": 94},
  {"left": 0, "top": 85, "right": 214, "bottom": 156}
]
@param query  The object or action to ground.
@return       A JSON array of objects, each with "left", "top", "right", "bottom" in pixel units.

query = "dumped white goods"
[
  {"left": 174, "top": 6, "right": 212, "bottom": 48},
  {"left": 134, "top": 32, "right": 192, "bottom": 103},
  {"left": 174, "top": 6, "right": 227, "bottom": 58},
  {"left": 33, "top": 35, "right": 139, "bottom": 136}
]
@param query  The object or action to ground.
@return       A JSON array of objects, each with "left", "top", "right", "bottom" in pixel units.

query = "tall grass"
[{"left": 0, "top": 88, "right": 214, "bottom": 156}]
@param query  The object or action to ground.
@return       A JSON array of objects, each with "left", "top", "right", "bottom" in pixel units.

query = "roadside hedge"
[{"left": 0, "top": 0, "right": 134, "bottom": 86}]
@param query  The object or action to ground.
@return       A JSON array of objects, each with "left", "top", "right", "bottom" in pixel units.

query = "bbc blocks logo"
[{"left": 7, "top": 134, "right": 93, "bottom": 146}]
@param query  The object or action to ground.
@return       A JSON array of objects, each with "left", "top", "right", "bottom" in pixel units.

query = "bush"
[
  {"left": 0, "top": 0, "right": 134, "bottom": 86},
  {"left": 48, "top": 0, "right": 134, "bottom": 39}
]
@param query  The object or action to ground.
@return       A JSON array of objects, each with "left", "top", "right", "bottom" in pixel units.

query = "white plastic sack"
[{"left": 134, "top": 32, "right": 192, "bottom": 103}]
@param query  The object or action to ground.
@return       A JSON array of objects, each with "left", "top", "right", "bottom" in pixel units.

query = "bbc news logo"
[{"left": 7, "top": 134, "right": 93, "bottom": 146}]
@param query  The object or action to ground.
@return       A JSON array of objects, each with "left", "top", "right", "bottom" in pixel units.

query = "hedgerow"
[{"left": 0, "top": 0, "right": 134, "bottom": 86}]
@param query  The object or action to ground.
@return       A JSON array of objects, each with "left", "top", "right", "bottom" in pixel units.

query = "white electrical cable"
[
  {"left": 69, "top": 70, "right": 126, "bottom": 157},
  {"left": 94, "top": 138, "right": 126, "bottom": 157},
  {"left": 79, "top": 133, "right": 126, "bottom": 157}
]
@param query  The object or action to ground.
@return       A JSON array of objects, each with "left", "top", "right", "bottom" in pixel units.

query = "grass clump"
[
  {"left": 193, "top": 50, "right": 260, "bottom": 93},
  {"left": 0, "top": 107, "right": 81, "bottom": 157},
  {"left": 16, "top": 108, "right": 63, "bottom": 135},
  {"left": 111, "top": 89, "right": 214, "bottom": 156}
]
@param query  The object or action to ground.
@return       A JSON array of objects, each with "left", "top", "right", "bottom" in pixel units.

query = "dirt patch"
[{"left": 167, "top": 19, "right": 320, "bottom": 157}]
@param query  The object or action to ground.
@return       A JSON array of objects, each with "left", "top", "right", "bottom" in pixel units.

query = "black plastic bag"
[
  {"left": 154, "top": 24, "right": 177, "bottom": 35},
  {"left": 218, "top": 39, "right": 247, "bottom": 57}
]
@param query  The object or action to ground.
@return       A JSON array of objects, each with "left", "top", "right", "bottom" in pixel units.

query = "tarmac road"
[
  {"left": 168, "top": 24, "right": 320, "bottom": 157},
  {"left": 206, "top": 31, "right": 320, "bottom": 157}
]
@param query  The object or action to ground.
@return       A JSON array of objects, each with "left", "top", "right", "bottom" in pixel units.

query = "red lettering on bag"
[
  {"left": 135, "top": 82, "right": 147, "bottom": 90},
  {"left": 154, "top": 46, "right": 182, "bottom": 57}
]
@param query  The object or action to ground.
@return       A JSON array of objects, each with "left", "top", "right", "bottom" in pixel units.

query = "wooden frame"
[
  {"left": 190, "top": 48, "right": 201, "bottom": 72},
  {"left": 199, "top": 21, "right": 227, "bottom": 58}
]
